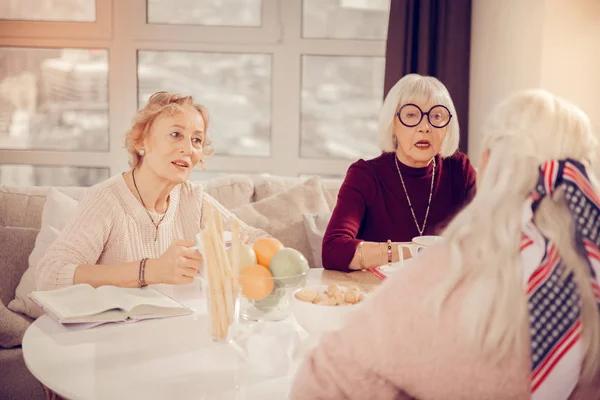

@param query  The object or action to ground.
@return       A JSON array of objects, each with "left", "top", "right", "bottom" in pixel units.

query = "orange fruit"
[
  {"left": 239, "top": 265, "right": 274, "bottom": 300},
  {"left": 253, "top": 237, "right": 284, "bottom": 268}
]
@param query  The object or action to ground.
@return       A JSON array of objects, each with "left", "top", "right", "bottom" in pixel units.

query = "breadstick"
[
  {"left": 203, "top": 226, "right": 229, "bottom": 339},
  {"left": 210, "top": 210, "right": 235, "bottom": 324},
  {"left": 201, "top": 202, "right": 241, "bottom": 339},
  {"left": 212, "top": 210, "right": 233, "bottom": 278}
]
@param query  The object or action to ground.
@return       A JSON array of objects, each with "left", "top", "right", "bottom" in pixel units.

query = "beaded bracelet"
[
  {"left": 139, "top": 258, "right": 148, "bottom": 288},
  {"left": 387, "top": 240, "right": 392, "bottom": 266},
  {"left": 358, "top": 241, "right": 365, "bottom": 269}
]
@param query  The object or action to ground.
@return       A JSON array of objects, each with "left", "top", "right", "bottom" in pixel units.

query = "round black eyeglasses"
[{"left": 396, "top": 104, "right": 452, "bottom": 129}]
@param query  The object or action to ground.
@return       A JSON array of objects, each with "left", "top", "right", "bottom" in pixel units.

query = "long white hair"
[
  {"left": 378, "top": 74, "right": 460, "bottom": 157},
  {"left": 437, "top": 89, "right": 600, "bottom": 380}
]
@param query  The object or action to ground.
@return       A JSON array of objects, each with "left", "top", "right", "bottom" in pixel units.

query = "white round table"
[{"left": 22, "top": 268, "right": 366, "bottom": 400}]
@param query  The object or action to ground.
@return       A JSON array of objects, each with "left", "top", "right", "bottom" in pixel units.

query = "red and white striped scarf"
[{"left": 520, "top": 159, "right": 600, "bottom": 399}]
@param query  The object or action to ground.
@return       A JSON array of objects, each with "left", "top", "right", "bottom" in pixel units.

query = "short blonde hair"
[
  {"left": 378, "top": 74, "right": 460, "bottom": 157},
  {"left": 124, "top": 91, "right": 214, "bottom": 168}
]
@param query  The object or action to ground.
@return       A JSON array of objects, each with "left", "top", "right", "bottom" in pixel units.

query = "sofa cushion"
[
  {"left": 253, "top": 175, "right": 342, "bottom": 210},
  {"left": 0, "top": 227, "right": 39, "bottom": 308},
  {"left": 321, "top": 178, "right": 343, "bottom": 210},
  {"left": 0, "top": 306, "right": 32, "bottom": 349},
  {"left": 201, "top": 174, "right": 254, "bottom": 209},
  {"left": 302, "top": 212, "right": 332, "bottom": 269},
  {"left": 231, "top": 177, "right": 330, "bottom": 268},
  {"left": 8, "top": 189, "right": 78, "bottom": 319},
  {"left": 0, "top": 190, "right": 45, "bottom": 230},
  {"left": 0, "top": 186, "right": 84, "bottom": 230},
  {"left": 0, "top": 227, "right": 38, "bottom": 348},
  {"left": 253, "top": 176, "right": 301, "bottom": 202},
  {"left": 0, "top": 347, "right": 45, "bottom": 399}
]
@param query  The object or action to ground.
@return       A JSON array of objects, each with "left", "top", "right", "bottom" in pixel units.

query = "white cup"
[{"left": 397, "top": 235, "right": 442, "bottom": 265}]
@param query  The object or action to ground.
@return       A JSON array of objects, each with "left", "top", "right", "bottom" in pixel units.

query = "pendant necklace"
[{"left": 132, "top": 169, "right": 166, "bottom": 241}]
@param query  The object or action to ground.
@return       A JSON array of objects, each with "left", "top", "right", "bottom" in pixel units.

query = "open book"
[{"left": 30, "top": 284, "right": 193, "bottom": 326}]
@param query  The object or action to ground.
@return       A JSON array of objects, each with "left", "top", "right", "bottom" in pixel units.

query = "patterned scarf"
[{"left": 520, "top": 158, "right": 600, "bottom": 400}]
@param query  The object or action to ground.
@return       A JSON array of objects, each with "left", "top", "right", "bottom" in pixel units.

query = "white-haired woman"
[
  {"left": 292, "top": 89, "right": 600, "bottom": 399},
  {"left": 36, "top": 91, "right": 267, "bottom": 291},
  {"left": 322, "top": 74, "right": 476, "bottom": 271}
]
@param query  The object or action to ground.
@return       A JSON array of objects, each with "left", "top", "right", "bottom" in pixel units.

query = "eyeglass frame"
[{"left": 396, "top": 103, "right": 453, "bottom": 129}]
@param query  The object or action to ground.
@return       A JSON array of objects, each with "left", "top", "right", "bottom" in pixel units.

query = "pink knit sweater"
[
  {"left": 35, "top": 174, "right": 267, "bottom": 291},
  {"left": 291, "top": 245, "right": 600, "bottom": 399}
]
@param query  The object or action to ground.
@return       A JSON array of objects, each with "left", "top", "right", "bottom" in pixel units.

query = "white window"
[{"left": 0, "top": 0, "right": 389, "bottom": 186}]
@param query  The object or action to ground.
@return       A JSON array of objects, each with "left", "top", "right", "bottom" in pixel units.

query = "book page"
[
  {"left": 128, "top": 304, "right": 193, "bottom": 320},
  {"left": 61, "top": 308, "right": 130, "bottom": 324},
  {"left": 97, "top": 286, "right": 186, "bottom": 313},
  {"left": 31, "top": 285, "right": 118, "bottom": 320}
]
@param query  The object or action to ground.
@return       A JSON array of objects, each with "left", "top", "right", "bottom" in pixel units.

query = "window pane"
[
  {"left": 0, "top": 164, "right": 109, "bottom": 186},
  {"left": 138, "top": 51, "right": 271, "bottom": 157},
  {"left": 0, "top": 0, "right": 95, "bottom": 22},
  {"left": 147, "top": 0, "right": 261, "bottom": 27},
  {"left": 301, "top": 55, "right": 384, "bottom": 160},
  {"left": 0, "top": 47, "right": 109, "bottom": 151},
  {"left": 302, "top": 0, "right": 389, "bottom": 40}
]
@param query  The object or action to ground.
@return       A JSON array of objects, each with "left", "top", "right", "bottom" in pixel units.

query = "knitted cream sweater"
[{"left": 35, "top": 174, "right": 267, "bottom": 290}]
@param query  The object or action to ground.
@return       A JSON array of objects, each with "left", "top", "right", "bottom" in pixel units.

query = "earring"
[
  {"left": 138, "top": 148, "right": 145, "bottom": 156},
  {"left": 392, "top": 136, "right": 398, "bottom": 149}
]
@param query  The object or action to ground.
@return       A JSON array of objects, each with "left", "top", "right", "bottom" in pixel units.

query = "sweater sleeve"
[
  {"left": 199, "top": 189, "right": 269, "bottom": 245},
  {"left": 321, "top": 160, "right": 376, "bottom": 271},
  {"left": 35, "top": 189, "right": 115, "bottom": 291}
]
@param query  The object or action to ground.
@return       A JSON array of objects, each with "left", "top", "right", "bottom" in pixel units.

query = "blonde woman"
[
  {"left": 36, "top": 92, "right": 267, "bottom": 290},
  {"left": 322, "top": 74, "right": 476, "bottom": 272},
  {"left": 292, "top": 90, "right": 600, "bottom": 399}
]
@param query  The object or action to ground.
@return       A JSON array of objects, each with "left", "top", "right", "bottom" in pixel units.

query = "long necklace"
[
  {"left": 132, "top": 168, "right": 167, "bottom": 241},
  {"left": 394, "top": 156, "right": 436, "bottom": 236}
]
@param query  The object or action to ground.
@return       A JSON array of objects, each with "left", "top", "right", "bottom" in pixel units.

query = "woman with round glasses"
[{"left": 322, "top": 74, "right": 476, "bottom": 271}]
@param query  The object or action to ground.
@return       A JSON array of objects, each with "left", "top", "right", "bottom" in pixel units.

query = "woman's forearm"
[
  {"left": 73, "top": 261, "right": 143, "bottom": 288},
  {"left": 348, "top": 242, "right": 412, "bottom": 270}
]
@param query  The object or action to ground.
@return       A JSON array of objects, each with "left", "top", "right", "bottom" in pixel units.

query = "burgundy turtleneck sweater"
[{"left": 322, "top": 152, "right": 476, "bottom": 271}]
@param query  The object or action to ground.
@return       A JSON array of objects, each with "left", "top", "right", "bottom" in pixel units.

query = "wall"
[
  {"left": 540, "top": 0, "right": 600, "bottom": 133},
  {"left": 468, "top": 0, "right": 600, "bottom": 166}
]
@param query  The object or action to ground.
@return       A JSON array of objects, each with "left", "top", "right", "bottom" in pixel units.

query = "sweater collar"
[
  {"left": 392, "top": 153, "right": 437, "bottom": 178},
  {"left": 116, "top": 173, "right": 180, "bottom": 224}
]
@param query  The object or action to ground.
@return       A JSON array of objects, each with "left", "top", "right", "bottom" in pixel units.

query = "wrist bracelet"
[
  {"left": 139, "top": 258, "right": 148, "bottom": 288},
  {"left": 387, "top": 240, "right": 392, "bottom": 266},
  {"left": 358, "top": 241, "right": 365, "bottom": 269}
]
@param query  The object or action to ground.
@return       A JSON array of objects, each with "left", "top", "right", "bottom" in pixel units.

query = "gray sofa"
[{"left": 0, "top": 174, "right": 341, "bottom": 399}]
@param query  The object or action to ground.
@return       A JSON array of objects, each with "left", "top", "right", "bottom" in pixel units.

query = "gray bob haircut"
[{"left": 378, "top": 74, "right": 460, "bottom": 157}]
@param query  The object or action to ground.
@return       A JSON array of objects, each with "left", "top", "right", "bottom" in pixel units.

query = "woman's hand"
[{"left": 145, "top": 240, "right": 203, "bottom": 285}]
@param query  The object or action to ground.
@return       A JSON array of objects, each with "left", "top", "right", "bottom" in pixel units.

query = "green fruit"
[
  {"left": 269, "top": 248, "right": 310, "bottom": 286},
  {"left": 252, "top": 281, "right": 285, "bottom": 311}
]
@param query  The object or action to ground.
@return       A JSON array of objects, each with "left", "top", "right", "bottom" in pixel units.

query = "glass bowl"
[{"left": 238, "top": 270, "right": 308, "bottom": 322}]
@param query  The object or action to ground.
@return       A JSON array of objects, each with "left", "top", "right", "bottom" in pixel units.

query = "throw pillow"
[
  {"left": 302, "top": 212, "right": 333, "bottom": 269},
  {"left": 201, "top": 174, "right": 255, "bottom": 209},
  {"left": 253, "top": 176, "right": 305, "bottom": 202},
  {"left": 231, "top": 177, "right": 330, "bottom": 268},
  {"left": 8, "top": 189, "right": 78, "bottom": 318}
]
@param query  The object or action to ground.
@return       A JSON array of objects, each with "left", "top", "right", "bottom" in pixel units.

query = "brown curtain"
[{"left": 384, "top": 0, "right": 472, "bottom": 153}]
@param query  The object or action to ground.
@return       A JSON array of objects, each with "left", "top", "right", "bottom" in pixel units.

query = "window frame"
[{"left": 0, "top": 0, "right": 388, "bottom": 185}]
